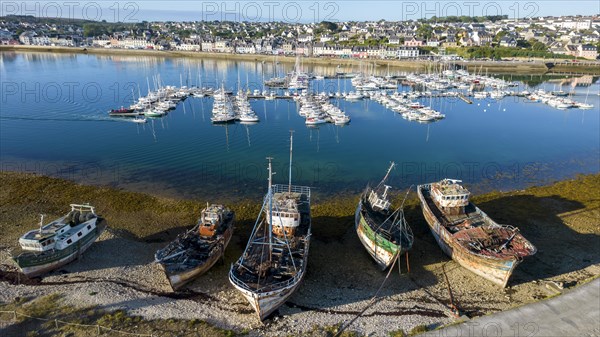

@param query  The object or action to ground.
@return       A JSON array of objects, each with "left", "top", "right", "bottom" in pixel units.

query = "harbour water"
[{"left": 1, "top": 51, "right": 599, "bottom": 199}]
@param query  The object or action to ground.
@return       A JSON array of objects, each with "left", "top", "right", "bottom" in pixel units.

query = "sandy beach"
[{"left": 0, "top": 172, "right": 598, "bottom": 336}]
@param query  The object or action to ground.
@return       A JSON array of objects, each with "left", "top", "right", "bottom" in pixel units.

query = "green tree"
[
  {"left": 320, "top": 21, "right": 338, "bottom": 32},
  {"left": 531, "top": 41, "right": 548, "bottom": 51},
  {"left": 178, "top": 29, "right": 192, "bottom": 38},
  {"left": 416, "top": 24, "right": 433, "bottom": 40},
  {"left": 83, "top": 23, "right": 107, "bottom": 37},
  {"left": 517, "top": 39, "right": 531, "bottom": 49},
  {"left": 493, "top": 30, "right": 508, "bottom": 43}
]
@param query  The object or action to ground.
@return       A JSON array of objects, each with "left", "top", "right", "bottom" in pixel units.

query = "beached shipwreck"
[
  {"left": 418, "top": 179, "right": 536, "bottom": 287},
  {"left": 155, "top": 204, "right": 234, "bottom": 290}
]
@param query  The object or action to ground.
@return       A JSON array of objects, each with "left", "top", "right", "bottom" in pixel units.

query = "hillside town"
[{"left": 1, "top": 14, "right": 599, "bottom": 60}]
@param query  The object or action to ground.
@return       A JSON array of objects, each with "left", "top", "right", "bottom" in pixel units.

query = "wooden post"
[
  {"left": 397, "top": 251, "right": 402, "bottom": 275},
  {"left": 405, "top": 252, "right": 410, "bottom": 274},
  {"left": 97, "top": 325, "right": 101, "bottom": 335},
  {"left": 55, "top": 319, "right": 58, "bottom": 329}
]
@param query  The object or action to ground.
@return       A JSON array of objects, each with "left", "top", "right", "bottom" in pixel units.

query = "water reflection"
[{"left": 0, "top": 51, "right": 598, "bottom": 200}]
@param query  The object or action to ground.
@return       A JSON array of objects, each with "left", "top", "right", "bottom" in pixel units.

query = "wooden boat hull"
[
  {"left": 355, "top": 202, "right": 401, "bottom": 270},
  {"left": 417, "top": 185, "right": 521, "bottom": 287},
  {"left": 12, "top": 219, "right": 107, "bottom": 278},
  {"left": 229, "top": 236, "right": 310, "bottom": 321},
  {"left": 163, "top": 226, "right": 233, "bottom": 290},
  {"left": 230, "top": 272, "right": 305, "bottom": 321}
]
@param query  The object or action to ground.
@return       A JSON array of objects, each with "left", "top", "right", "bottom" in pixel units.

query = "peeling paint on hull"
[
  {"left": 355, "top": 202, "right": 400, "bottom": 270},
  {"left": 417, "top": 185, "right": 524, "bottom": 287}
]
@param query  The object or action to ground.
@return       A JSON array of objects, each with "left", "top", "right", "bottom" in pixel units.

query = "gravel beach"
[{"left": 1, "top": 173, "right": 598, "bottom": 336}]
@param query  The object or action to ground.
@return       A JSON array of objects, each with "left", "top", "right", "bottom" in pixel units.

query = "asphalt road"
[{"left": 422, "top": 278, "right": 600, "bottom": 337}]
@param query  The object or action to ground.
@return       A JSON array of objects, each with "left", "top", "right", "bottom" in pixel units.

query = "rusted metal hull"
[
  {"left": 163, "top": 226, "right": 233, "bottom": 290},
  {"left": 417, "top": 185, "right": 521, "bottom": 287}
]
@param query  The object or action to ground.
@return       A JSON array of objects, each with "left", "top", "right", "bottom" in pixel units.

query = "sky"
[{"left": 1, "top": 1, "right": 599, "bottom": 23}]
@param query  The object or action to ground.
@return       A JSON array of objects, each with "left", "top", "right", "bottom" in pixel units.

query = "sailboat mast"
[{"left": 288, "top": 130, "right": 294, "bottom": 193}]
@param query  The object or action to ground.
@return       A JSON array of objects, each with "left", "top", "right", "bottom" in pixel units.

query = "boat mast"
[
  {"left": 288, "top": 130, "right": 294, "bottom": 193},
  {"left": 377, "top": 161, "right": 396, "bottom": 189},
  {"left": 39, "top": 214, "right": 45, "bottom": 233},
  {"left": 267, "top": 157, "right": 274, "bottom": 261}
]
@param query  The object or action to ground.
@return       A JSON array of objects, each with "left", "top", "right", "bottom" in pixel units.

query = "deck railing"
[{"left": 272, "top": 184, "right": 311, "bottom": 199}]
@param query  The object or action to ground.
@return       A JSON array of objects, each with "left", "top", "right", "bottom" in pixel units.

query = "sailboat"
[
  {"left": 355, "top": 162, "right": 414, "bottom": 269},
  {"left": 264, "top": 55, "right": 286, "bottom": 87},
  {"left": 578, "top": 86, "right": 594, "bottom": 110},
  {"left": 229, "top": 131, "right": 311, "bottom": 321},
  {"left": 211, "top": 83, "right": 236, "bottom": 123}
]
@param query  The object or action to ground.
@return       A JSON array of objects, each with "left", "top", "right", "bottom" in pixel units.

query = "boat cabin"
[
  {"left": 268, "top": 192, "right": 301, "bottom": 237},
  {"left": 199, "top": 205, "right": 225, "bottom": 237},
  {"left": 368, "top": 185, "right": 392, "bottom": 212},
  {"left": 19, "top": 204, "right": 97, "bottom": 252},
  {"left": 431, "top": 179, "right": 470, "bottom": 215},
  {"left": 19, "top": 229, "right": 58, "bottom": 252}
]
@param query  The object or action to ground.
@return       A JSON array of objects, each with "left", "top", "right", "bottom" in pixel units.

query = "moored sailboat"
[
  {"left": 417, "top": 179, "right": 536, "bottom": 287},
  {"left": 229, "top": 132, "right": 311, "bottom": 320}
]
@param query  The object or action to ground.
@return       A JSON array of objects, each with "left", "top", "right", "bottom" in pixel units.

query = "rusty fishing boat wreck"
[
  {"left": 155, "top": 204, "right": 234, "bottom": 290},
  {"left": 355, "top": 162, "right": 414, "bottom": 269},
  {"left": 12, "top": 204, "right": 106, "bottom": 278},
  {"left": 417, "top": 179, "right": 536, "bottom": 287},
  {"left": 229, "top": 131, "right": 311, "bottom": 321}
]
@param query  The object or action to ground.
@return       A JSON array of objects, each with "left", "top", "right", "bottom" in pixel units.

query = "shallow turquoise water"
[{"left": 1, "top": 52, "right": 599, "bottom": 199}]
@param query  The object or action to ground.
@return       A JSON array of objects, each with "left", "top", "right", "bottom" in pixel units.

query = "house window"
[
  {"left": 87, "top": 225, "right": 92, "bottom": 230},
  {"left": 77, "top": 232, "right": 82, "bottom": 237},
  {"left": 67, "top": 239, "right": 72, "bottom": 244}
]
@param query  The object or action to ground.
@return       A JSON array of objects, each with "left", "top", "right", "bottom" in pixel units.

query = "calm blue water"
[{"left": 1, "top": 51, "right": 599, "bottom": 199}]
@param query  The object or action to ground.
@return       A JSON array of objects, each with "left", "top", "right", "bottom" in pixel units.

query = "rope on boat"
[
  {"left": 402, "top": 259, "right": 464, "bottom": 320},
  {"left": 333, "top": 251, "right": 401, "bottom": 337},
  {"left": 441, "top": 262, "right": 461, "bottom": 317}
]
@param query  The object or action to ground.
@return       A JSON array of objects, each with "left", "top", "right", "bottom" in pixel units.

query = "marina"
[
  {"left": 1, "top": 53, "right": 598, "bottom": 198},
  {"left": 106, "top": 67, "right": 595, "bottom": 134}
]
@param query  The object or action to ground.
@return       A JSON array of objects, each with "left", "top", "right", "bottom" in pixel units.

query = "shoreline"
[
  {"left": 3, "top": 45, "right": 599, "bottom": 74},
  {"left": 0, "top": 171, "right": 599, "bottom": 336}
]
